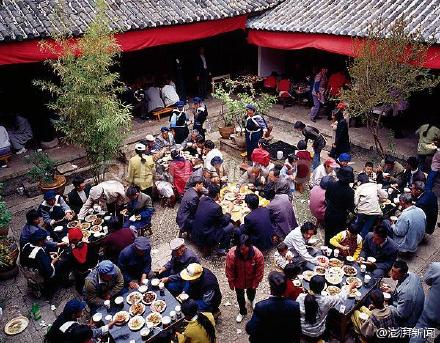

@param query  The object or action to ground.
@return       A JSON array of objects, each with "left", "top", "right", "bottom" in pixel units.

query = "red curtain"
[
  {"left": 0, "top": 15, "right": 247, "bottom": 65},
  {"left": 248, "top": 30, "right": 440, "bottom": 69}
]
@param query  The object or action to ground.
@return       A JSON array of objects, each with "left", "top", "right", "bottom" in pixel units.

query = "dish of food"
[
  {"left": 81, "top": 230, "right": 91, "bottom": 239},
  {"left": 67, "top": 221, "right": 79, "bottom": 229},
  {"left": 316, "top": 255, "right": 329, "bottom": 267},
  {"left": 151, "top": 278, "right": 160, "bottom": 287},
  {"left": 313, "top": 266, "right": 326, "bottom": 276},
  {"left": 224, "top": 193, "right": 236, "bottom": 201},
  {"left": 128, "top": 315, "right": 145, "bottom": 331},
  {"left": 329, "top": 258, "right": 344, "bottom": 268},
  {"left": 302, "top": 270, "right": 314, "bottom": 282},
  {"left": 81, "top": 222, "right": 91, "bottom": 230},
  {"left": 127, "top": 291, "right": 143, "bottom": 305},
  {"left": 4, "top": 316, "right": 29, "bottom": 335},
  {"left": 90, "top": 225, "right": 102, "bottom": 233},
  {"left": 142, "top": 291, "right": 157, "bottom": 305},
  {"left": 342, "top": 285, "right": 362, "bottom": 298},
  {"left": 343, "top": 265, "right": 358, "bottom": 277},
  {"left": 326, "top": 286, "right": 341, "bottom": 296},
  {"left": 150, "top": 300, "right": 167, "bottom": 313},
  {"left": 232, "top": 205, "right": 242, "bottom": 212},
  {"left": 146, "top": 312, "right": 162, "bottom": 327},
  {"left": 129, "top": 302, "right": 146, "bottom": 316},
  {"left": 85, "top": 214, "right": 98, "bottom": 223},
  {"left": 308, "top": 236, "right": 318, "bottom": 245},
  {"left": 120, "top": 209, "right": 129, "bottom": 216},
  {"left": 177, "top": 293, "right": 189, "bottom": 302},
  {"left": 346, "top": 277, "right": 363, "bottom": 288},
  {"left": 92, "top": 218, "right": 104, "bottom": 226},
  {"left": 113, "top": 311, "right": 130, "bottom": 325},
  {"left": 325, "top": 273, "right": 343, "bottom": 285}
]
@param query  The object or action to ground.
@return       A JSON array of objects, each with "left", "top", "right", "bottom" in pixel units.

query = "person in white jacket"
[
  {"left": 354, "top": 173, "right": 388, "bottom": 238},
  {"left": 283, "top": 222, "right": 317, "bottom": 270}
]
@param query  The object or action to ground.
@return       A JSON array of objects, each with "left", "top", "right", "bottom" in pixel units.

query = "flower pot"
[
  {"left": 232, "top": 134, "right": 246, "bottom": 149},
  {"left": 218, "top": 126, "right": 235, "bottom": 139},
  {"left": 0, "top": 238, "right": 19, "bottom": 280},
  {"left": 39, "top": 174, "right": 67, "bottom": 196},
  {"left": 0, "top": 227, "right": 8, "bottom": 237}
]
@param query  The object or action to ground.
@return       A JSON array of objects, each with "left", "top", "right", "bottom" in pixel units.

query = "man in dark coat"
[
  {"left": 67, "top": 176, "right": 92, "bottom": 214},
  {"left": 412, "top": 181, "right": 438, "bottom": 234},
  {"left": 324, "top": 166, "right": 355, "bottom": 244},
  {"left": 192, "top": 97, "right": 208, "bottom": 138},
  {"left": 176, "top": 176, "right": 204, "bottom": 236},
  {"left": 330, "top": 108, "right": 350, "bottom": 158},
  {"left": 240, "top": 193, "right": 274, "bottom": 251},
  {"left": 191, "top": 185, "right": 235, "bottom": 254},
  {"left": 402, "top": 157, "right": 426, "bottom": 189},
  {"left": 294, "top": 121, "right": 326, "bottom": 170},
  {"left": 246, "top": 271, "right": 301, "bottom": 343}
]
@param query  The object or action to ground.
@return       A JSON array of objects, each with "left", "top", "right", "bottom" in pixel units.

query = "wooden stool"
[
  {"left": 0, "top": 152, "right": 12, "bottom": 166},
  {"left": 151, "top": 107, "right": 173, "bottom": 121}
]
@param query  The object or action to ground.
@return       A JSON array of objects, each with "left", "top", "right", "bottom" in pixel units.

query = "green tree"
[
  {"left": 341, "top": 19, "right": 440, "bottom": 156},
  {"left": 34, "top": 0, "right": 131, "bottom": 181}
]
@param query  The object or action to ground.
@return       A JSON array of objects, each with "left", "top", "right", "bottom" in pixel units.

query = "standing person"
[
  {"left": 309, "top": 67, "right": 328, "bottom": 122},
  {"left": 295, "top": 140, "right": 312, "bottom": 193},
  {"left": 225, "top": 235, "right": 265, "bottom": 323},
  {"left": 266, "top": 190, "right": 298, "bottom": 241},
  {"left": 195, "top": 47, "right": 210, "bottom": 99},
  {"left": 127, "top": 143, "right": 155, "bottom": 197},
  {"left": 192, "top": 97, "right": 208, "bottom": 138},
  {"left": 5, "top": 114, "right": 33, "bottom": 154},
  {"left": 330, "top": 107, "right": 350, "bottom": 158},
  {"left": 170, "top": 101, "right": 190, "bottom": 144},
  {"left": 416, "top": 123, "right": 440, "bottom": 171},
  {"left": 309, "top": 176, "right": 334, "bottom": 227},
  {"left": 293, "top": 121, "right": 327, "bottom": 169},
  {"left": 245, "top": 104, "right": 268, "bottom": 162},
  {"left": 176, "top": 300, "right": 216, "bottom": 343},
  {"left": 176, "top": 177, "right": 204, "bottom": 236},
  {"left": 67, "top": 176, "right": 92, "bottom": 215},
  {"left": 324, "top": 166, "right": 355, "bottom": 245},
  {"left": 246, "top": 271, "right": 301, "bottom": 343},
  {"left": 412, "top": 181, "right": 438, "bottom": 235}
]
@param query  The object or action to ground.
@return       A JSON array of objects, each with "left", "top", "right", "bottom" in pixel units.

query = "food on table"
[
  {"left": 90, "top": 225, "right": 102, "bottom": 233},
  {"left": 326, "top": 286, "right": 341, "bottom": 296},
  {"left": 302, "top": 270, "right": 314, "bottom": 282},
  {"left": 316, "top": 255, "right": 329, "bottom": 267},
  {"left": 307, "top": 236, "right": 318, "bottom": 245},
  {"left": 142, "top": 291, "right": 157, "bottom": 305},
  {"left": 85, "top": 214, "right": 98, "bottom": 223},
  {"left": 150, "top": 300, "right": 167, "bottom": 313},
  {"left": 92, "top": 218, "right": 104, "bottom": 226},
  {"left": 129, "top": 302, "right": 145, "bottom": 316},
  {"left": 232, "top": 206, "right": 241, "bottom": 212},
  {"left": 177, "top": 293, "right": 189, "bottom": 302},
  {"left": 120, "top": 209, "right": 129, "bottom": 216},
  {"left": 4, "top": 316, "right": 29, "bottom": 335},
  {"left": 146, "top": 312, "right": 162, "bottom": 327},
  {"left": 128, "top": 315, "right": 145, "bottom": 331},
  {"left": 67, "top": 221, "right": 79, "bottom": 228},
  {"left": 342, "top": 285, "right": 362, "bottom": 298},
  {"left": 313, "top": 266, "right": 326, "bottom": 276},
  {"left": 234, "top": 199, "right": 244, "bottom": 205},
  {"left": 241, "top": 209, "right": 251, "bottom": 216},
  {"left": 346, "top": 277, "right": 363, "bottom": 288},
  {"left": 81, "top": 230, "right": 91, "bottom": 239},
  {"left": 224, "top": 193, "right": 236, "bottom": 201},
  {"left": 325, "top": 267, "right": 344, "bottom": 285},
  {"left": 329, "top": 258, "right": 344, "bottom": 268},
  {"left": 81, "top": 222, "right": 91, "bottom": 230},
  {"left": 127, "top": 291, "right": 143, "bottom": 305},
  {"left": 343, "top": 265, "right": 358, "bottom": 277},
  {"left": 113, "top": 311, "right": 129, "bottom": 324},
  {"left": 151, "top": 278, "right": 160, "bottom": 287}
]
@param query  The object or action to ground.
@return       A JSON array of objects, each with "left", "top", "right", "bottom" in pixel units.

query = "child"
[
  {"left": 283, "top": 263, "right": 303, "bottom": 300},
  {"left": 364, "top": 161, "right": 377, "bottom": 182},
  {"left": 280, "top": 154, "right": 298, "bottom": 197},
  {"left": 295, "top": 140, "right": 312, "bottom": 193},
  {"left": 274, "top": 242, "right": 293, "bottom": 270}
]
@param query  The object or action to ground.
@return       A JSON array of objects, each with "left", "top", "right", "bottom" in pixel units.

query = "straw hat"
[{"left": 180, "top": 263, "right": 203, "bottom": 281}]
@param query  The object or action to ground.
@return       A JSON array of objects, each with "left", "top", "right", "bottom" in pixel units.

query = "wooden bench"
[
  {"left": 151, "top": 107, "right": 173, "bottom": 121},
  {"left": 211, "top": 74, "right": 231, "bottom": 93}
]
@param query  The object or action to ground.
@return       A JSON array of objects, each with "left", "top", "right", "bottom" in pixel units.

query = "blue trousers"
[
  {"left": 312, "top": 146, "right": 322, "bottom": 170},
  {"left": 426, "top": 169, "right": 438, "bottom": 191},
  {"left": 246, "top": 131, "right": 263, "bottom": 160},
  {"left": 310, "top": 94, "right": 320, "bottom": 120},
  {"left": 356, "top": 214, "right": 378, "bottom": 238}
]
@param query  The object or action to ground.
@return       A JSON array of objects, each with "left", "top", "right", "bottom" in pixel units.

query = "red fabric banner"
[
  {"left": 0, "top": 15, "right": 247, "bottom": 65},
  {"left": 248, "top": 30, "right": 440, "bottom": 69}
]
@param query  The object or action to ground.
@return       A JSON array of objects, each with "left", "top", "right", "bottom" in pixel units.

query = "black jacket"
[
  {"left": 415, "top": 190, "right": 438, "bottom": 234},
  {"left": 67, "top": 184, "right": 91, "bottom": 214},
  {"left": 325, "top": 181, "right": 354, "bottom": 242},
  {"left": 241, "top": 208, "right": 275, "bottom": 251},
  {"left": 187, "top": 268, "right": 222, "bottom": 312},
  {"left": 334, "top": 119, "right": 350, "bottom": 155}
]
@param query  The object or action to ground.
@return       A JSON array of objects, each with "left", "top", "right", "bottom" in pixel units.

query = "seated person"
[
  {"left": 364, "top": 161, "right": 377, "bottom": 182},
  {"left": 67, "top": 176, "right": 91, "bottom": 215},
  {"left": 153, "top": 127, "right": 175, "bottom": 151},
  {"left": 311, "top": 158, "right": 337, "bottom": 187},
  {"left": 20, "top": 209, "right": 58, "bottom": 251},
  {"left": 118, "top": 237, "right": 152, "bottom": 290},
  {"left": 240, "top": 193, "right": 275, "bottom": 251},
  {"left": 169, "top": 150, "right": 193, "bottom": 196},
  {"left": 295, "top": 140, "right": 312, "bottom": 192},
  {"left": 329, "top": 223, "right": 363, "bottom": 260},
  {"left": 191, "top": 184, "right": 235, "bottom": 255},
  {"left": 381, "top": 260, "right": 425, "bottom": 328},
  {"left": 203, "top": 140, "right": 223, "bottom": 172},
  {"left": 392, "top": 193, "right": 426, "bottom": 253},
  {"left": 376, "top": 155, "right": 405, "bottom": 187},
  {"left": 273, "top": 242, "right": 293, "bottom": 270},
  {"left": 180, "top": 263, "right": 222, "bottom": 312},
  {"left": 266, "top": 189, "right": 298, "bottom": 241},
  {"left": 283, "top": 263, "right": 303, "bottom": 301},
  {"left": 45, "top": 299, "right": 122, "bottom": 343},
  {"left": 283, "top": 222, "right": 317, "bottom": 269},
  {"left": 182, "top": 129, "right": 201, "bottom": 153},
  {"left": 336, "top": 152, "right": 351, "bottom": 168},
  {"left": 157, "top": 238, "right": 200, "bottom": 295},
  {"left": 83, "top": 260, "right": 124, "bottom": 314},
  {"left": 359, "top": 225, "right": 398, "bottom": 278},
  {"left": 280, "top": 154, "right": 298, "bottom": 195},
  {"left": 145, "top": 83, "right": 164, "bottom": 113},
  {"left": 155, "top": 167, "right": 176, "bottom": 208},
  {"left": 0, "top": 125, "right": 11, "bottom": 167},
  {"left": 124, "top": 185, "right": 154, "bottom": 231},
  {"left": 185, "top": 167, "right": 211, "bottom": 192},
  {"left": 78, "top": 180, "right": 126, "bottom": 219},
  {"left": 309, "top": 176, "right": 334, "bottom": 226},
  {"left": 176, "top": 299, "right": 216, "bottom": 343},
  {"left": 20, "top": 229, "right": 61, "bottom": 295},
  {"left": 5, "top": 114, "right": 33, "bottom": 154},
  {"left": 266, "top": 167, "right": 292, "bottom": 201},
  {"left": 161, "top": 79, "right": 179, "bottom": 107},
  {"left": 263, "top": 72, "right": 278, "bottom": 92},
  {"left": 251, "top": 139, "right": 271, "bottom": 170},
  {"left": 412, "top": 181, "right": 438, "bottom": 235},
  {"left": 403, "top": 156, "right": 426, "bottom": 189},
  {"left": 239, "top": 164, "right": 266, "bottom": 191},
  {"left": 38, "top": 190, "right": 73, "bottom": 232},
  {"left": 176, "top": 177, "right": 204, "bottom": 235},
  {"left": 101, "top": 216, "right": 135, "bottom": 263},
  {"left": 211, "top": 156, "right": 227, "bottom": 183}
]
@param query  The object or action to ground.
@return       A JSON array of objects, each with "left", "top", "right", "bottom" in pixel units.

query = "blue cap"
[
  {"left": 43, "top": 190, "right": 56, "bottom": 201},
  {"left": 192, "top": 97, "right": 202, "bottom": 104},
  {"left": 160, "top": 127, "right": 170, "bottom": 132},
  {"left": 97, "top": 260, "right": 116, "bottom": 275},
  {"left": 210, "top": 156, "right": 223, "bottom": 166},
  {"left": 245, "top": 104, "right": 257, "bottom": 112},
  {"left": 338, "top": 153, "right": 351, "bottom": 162},
  {"left": 176, "top": 100, "right": 185, "bottom": 108},
  {"left": 133, "top": 237, "right": 151, "bottom": 251},
  {"left": 30, "top": 228, "right": 48, "bottom": 243},
  {"left": 63, "top": 299, "right": 86, "bottom": 316}
]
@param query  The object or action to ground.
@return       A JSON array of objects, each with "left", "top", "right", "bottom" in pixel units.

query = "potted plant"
[
  {"left": 26, "top": 151, "right": 66, "bottom": 194},
  {"left": 0, "top": 185, "right": 12, "bottom": 237},
  {"left": 0, "top": 236, "right": 19, "bottom": 280}
]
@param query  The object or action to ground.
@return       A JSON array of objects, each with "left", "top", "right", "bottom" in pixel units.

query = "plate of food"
[
  {"left": 325, "top": 273, "right": 343, "bottom": 285},
  {"left": 113, "top": 311, "right": 130, "bottom": 325},
  {"left": 4, "top": 316, "right": 29, "bottom": 335},
  {"left": 127, "top": 291, "right": 143, "bottom": 305},
  {"left": 343, "top": 265, "right": 358, "bottom": 277},
  {"left": 150, "top": 299, "right": 167, "bottom": 313},
  {"left": 81, "top": 230, "right": 91, "bottom": 239},
  {"left": 346, "top": 277, "right": 363, "bottom": 288},
  {"left": 224, "top": 193, "right": 236, "bottom": 201},
  {"left": 128, "top": 315, "right": 145, "bottom": 331},
  {"left": 316, "top": 255, "right": 329, "bottom": 267},
  {"left": 308, "top": 236, "right": 319, "bottom": 245},
  {"left": 177, "top": 293, "right": 189, "bottom": 302},
  {"left": 85, "top": 214, "right": 98, "bottom": 223},
  {"left": 90, "top": 225, "right": 102, "bottom": 233},
  {"left": 142, "top": 291, "right": 157, "bottom": 305},
  {"left": 326, "top": 285, "right": 341, "bottom": 296},
  {"left": 120, "top": 209, "right": 129, "bottom": 216},
  {"left": 67, "top": 220, "right": 79, "bottom": 229},
  {"left": 313, "top": 266, "right": 326, "bottom": 276},
  {"left": 342, "top": 285, "right": 362, "bottom": 298},
  {"left": 231, "top": 205, "right": 242, "bottom": 212},
  {"left": 129, "top": 302, "right": 146, "bottom": 316},
  {"left": 81, "top": 222, "right": 91, "bottom": 230},
  {"left": 92, "top": 218, "right": 104, "bottom": 226},
  {"left": 146, "top": 312, "right": 162, "bottom": 327},
  {"left": 329, "top": 258, "right": 344, "bottom": 268},
  {"left": 302, "top": 270, "right": 314, "bottom": 282}
]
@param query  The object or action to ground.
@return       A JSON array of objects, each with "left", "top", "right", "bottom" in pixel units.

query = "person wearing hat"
[
  {"left": 192, "top": 97, "right": 208, "bottom": 138},
  {"left": 169, "top": 150, "right": 193, "bottom": 196},
  {"left": 142, "top": 134, "right": 156, "bottom": 153},
  {"left": 337, "top": 152, "right": 351, "bottom": 168},
  {"left": 38, "top": 190, "right": 73, "bottom": 233},
  {"left": 156, "top": 238, "right": 200, "bottom": 295},
  {"left": 127, "top": 142, "right": 155, "bottom": 197},
  {"left": 185, "top": 167, "right": 211, "bottom": 193},
  {"left": 180, "top": 263, "right": 222, "bottom": 312},
  {"left": 20, "top": 229, "right": 61, "bottom": 295},
  {"left": 294, "top": 121, "right": 327, "bottom": 170},
  {"left": 118, "top": 236, "right": 152, "bottom": 290},
  {"left": 324, "top": 166, "right": 355, "bottom": 244},
  {"left": 177, "top": 176, "right": 204, "bottom": 236},
  {"left": 182, "top": 129, "right": 201, "bottom": 155},
  {"left": 176, "top": 299, "right": 216, "bottom": 343},
  {"left": 45, "top": 299, "right": 123, "bottom": 342},
  {"left": 245, "top": 104, "right": 268, "bottom": 162},
  {"left": 376, "top": 155, "right": 405, "bottom": 187},
  {"left": 153, "top": 127, "right": 176, "bottom": 151},
  {"left": 210, "top": 155, "right": 227, "bottom": 184},
  {"left": 83, "top": 260, "right": 124, "bottom": 313},
  {"left": 170, "top": 100, "right": 190, "bottom": 144},
  {"left": 67, "top": 176, "right": 92, "bottom": 215},
  {"left": 310, "top": 158, "right": 338, "bottom": 187},
  {"left": 329, "top": 107, "right": 350, "bottom": 158},
  {"left": 78, "top": 180, "right": 126, "bottom": 219}
]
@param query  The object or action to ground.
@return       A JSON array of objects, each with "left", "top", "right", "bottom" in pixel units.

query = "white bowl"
[
  {"left": 138, "top": 285, "right": 148, "bottom": 293},
  {"left": 54, "top": 226, "right": 64, "bottom": 232},
  {"left": 151, "top": 278, "right": 160, "bottom": 287},
  {"left": 367, "top": 257, "right": 376, "bottom": 263},
  {"left": 383, "top": 292, "right": 391, "bottom": 300}
]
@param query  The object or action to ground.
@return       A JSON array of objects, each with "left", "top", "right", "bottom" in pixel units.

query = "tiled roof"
[
  {"left": 0, "top": 0, "right": 280, "bottom": 42},
  {"left": 247, "top": 0, "right": 440, "bottom": 43}
]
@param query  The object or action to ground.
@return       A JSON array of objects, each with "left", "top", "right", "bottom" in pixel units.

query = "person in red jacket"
[
  {"left": 283, "top": 263, "right": 303, "bottom": 301},
  {"left": 225, "top": 234, "right": 264, "bottom": 323},
  {"left": 169, "top": 150, "right": 193, "bottom": 196}
]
